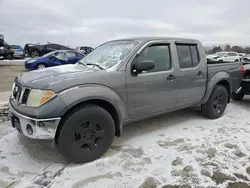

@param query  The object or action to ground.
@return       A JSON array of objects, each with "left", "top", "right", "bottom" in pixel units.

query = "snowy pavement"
[
  {"left": 0, "top": 59, "right": 25, "bottom": 66},
  {"left": 1, "top": 99, "right": 250, "bottom": 188}
]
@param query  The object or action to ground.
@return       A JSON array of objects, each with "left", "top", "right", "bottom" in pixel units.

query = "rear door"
[
  {"left": 175, "top": 43, "right": 207, "bottom": 107},
  {"left": 126, "top": 41, "right": 178, "bottom": 119}
]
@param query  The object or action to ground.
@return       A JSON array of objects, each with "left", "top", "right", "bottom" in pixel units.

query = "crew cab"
[{"left": 9, "top": 37, "right": 242, "bottom": 163}]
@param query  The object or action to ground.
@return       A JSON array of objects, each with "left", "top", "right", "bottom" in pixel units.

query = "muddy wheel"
[
  {"left": 201, "top": 85, "right": 228, "bottom": 119},
  {"left": 231, "top": 91, "right": 244, "bottom": 101},
  {"left": 57, "top": 104, "right": 115, "bottom": 163}
]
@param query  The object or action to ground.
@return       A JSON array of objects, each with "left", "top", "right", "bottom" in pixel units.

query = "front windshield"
[
  {"left": 215, "top": 52, "right": 226, "bottom": 57},
  {"left": 77, "top": 40, "right": 139, "bottom": 69}
]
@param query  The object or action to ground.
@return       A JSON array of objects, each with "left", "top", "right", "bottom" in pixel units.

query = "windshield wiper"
[{"left": 85, "top": 63, "right": 106, "bottom": 70}]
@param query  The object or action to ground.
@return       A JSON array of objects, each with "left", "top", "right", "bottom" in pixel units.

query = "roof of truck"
[{"left": 111, "top": 37, "right": 200, "bottom": 43}]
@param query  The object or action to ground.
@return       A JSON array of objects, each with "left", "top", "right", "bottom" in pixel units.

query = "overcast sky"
[{"left": 0, "top": 0, "right": 250, "bottom": 48}]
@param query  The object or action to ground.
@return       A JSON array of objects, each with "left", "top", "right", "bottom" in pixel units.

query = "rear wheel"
[
  {"left": 201, "top": 85, "right": 228, "bottom": 119},
  {"left": 235, "top": 59, "right": 239, "bottom": 62},
  {"left": 231, "top": 91, "right": 244, "bottom": 101},
  {"left": 31, "top": 50, "right": 39, "bottom": 58},
  {"left": 57, "top": 104, "right": 115, "bottom": 163}
]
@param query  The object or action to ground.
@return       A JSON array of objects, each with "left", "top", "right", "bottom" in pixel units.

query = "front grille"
[
  {"left": 22, "top": 89, "right": 30, "bottom": 104},
  {"left": 12, "top": 83, "right": 30, "bottom": 104}
]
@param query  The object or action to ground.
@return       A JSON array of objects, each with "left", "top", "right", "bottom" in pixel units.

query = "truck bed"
[{"left": 207, "top": 60, "right": 242, "bottom": 93}]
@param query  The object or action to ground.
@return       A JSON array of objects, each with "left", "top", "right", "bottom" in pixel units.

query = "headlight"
[
  {"left": 27, "top": 59, "right": 36, "bottom": 63},
  {"left": 26, "top": 89, "right": 56, "bottom": 107}
]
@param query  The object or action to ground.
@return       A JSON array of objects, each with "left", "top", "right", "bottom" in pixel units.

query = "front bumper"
[{"left": 9, "top": 104, "right": 61, "bottom": 139}]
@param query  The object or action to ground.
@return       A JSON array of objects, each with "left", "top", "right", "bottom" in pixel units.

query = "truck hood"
[{"left": 17, "top": 64, "right": 98, "bottom": 89}]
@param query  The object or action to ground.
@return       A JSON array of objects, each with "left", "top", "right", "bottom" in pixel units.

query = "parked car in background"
[
  {"left": 76, "top": 46, "right": 94, "bottom": 55},
  {"left": 0, "top": 34, "right": 4, "bottom": 46},
  {"left": 207, "top": 51, "right": 240, "bottom": 62},
  {"left": 9, "top": 37, "right": 242, "bottom": 163},
  {"left": 23, "top": 43, "right": 73, "bottom": 58},
  {"left": 0, "top": 42, "right": 14, "bottom": 59},
  {"left": 24, "top": 50, "right": 84, "bottom": 70},
  {"left": 238, "top": 53, "right": 246, "bottom": 61},
  {"left": 242, "top": 54, "right": 250, "bottom": 62},
  {"left": 10, "top": 45, "right": 24, "bottom": 59}
]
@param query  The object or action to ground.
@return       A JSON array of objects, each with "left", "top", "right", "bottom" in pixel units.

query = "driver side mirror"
[{"left": 133, "top": 60, "right": 155, "bottom": 74}]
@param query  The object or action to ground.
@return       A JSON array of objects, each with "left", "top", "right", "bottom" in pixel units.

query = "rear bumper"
[{"left": 9, "top": 103, "right": 61, "bottom": 139}]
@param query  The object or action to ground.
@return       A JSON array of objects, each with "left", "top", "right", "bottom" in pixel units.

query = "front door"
[
  {"left": 126, "top": 42, "right": 178, "bottom": 119},
  {"left": 175, "top": 43, "right": 207, "bottom": 106},
  {"left": 53, "top": 52, "right": 67, "bottom": 66}
]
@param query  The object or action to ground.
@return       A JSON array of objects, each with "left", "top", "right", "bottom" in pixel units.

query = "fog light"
[{"left": 26, "top": 124, "right": 33, "bottom": 135}]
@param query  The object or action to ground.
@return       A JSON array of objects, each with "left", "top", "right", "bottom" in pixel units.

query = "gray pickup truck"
[{"left": 9, "top": 37, "right": 242, "bottom": 163}]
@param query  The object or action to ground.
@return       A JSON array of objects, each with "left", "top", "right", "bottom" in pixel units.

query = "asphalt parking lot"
[{"left": 0, "top": 63, "right": 25, "bottom": 92}]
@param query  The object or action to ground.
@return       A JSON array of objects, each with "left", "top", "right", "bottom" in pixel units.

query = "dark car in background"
[
  {"left": 24, "top": 43, "right": 73, "bottom": 58},
  {"left": 0, "top": 34, "right": 4, "bottom": 46},
  {"left": 10, "top": 45, "right": 24, "bottom": 59},
  {"left": 0, "top": 42, "right": 14, "bottom": 59},
  {"left": 24, "top": 50, "right": 85, "bottom": 70},
  {"left": 76, "top": 46, "right": 94, "bottom": 55}
]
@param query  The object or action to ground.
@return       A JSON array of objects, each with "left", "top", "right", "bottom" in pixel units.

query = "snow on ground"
[
  {"left": 0, "top": 60, "right": 25, "bottom": 66},
  {"left": 1, "top": 99, "right": 250, "bottom": 188}
]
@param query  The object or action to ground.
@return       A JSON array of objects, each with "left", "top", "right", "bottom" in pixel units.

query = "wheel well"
[
  {"left": 55, "top": 99, "right": 121, "bottom": 142},
  {"left": 217, "top": 80, "right": 231, "bottom": 103},
  {"left": 36, "top": 62, "right": 46, "bottom": 67}
]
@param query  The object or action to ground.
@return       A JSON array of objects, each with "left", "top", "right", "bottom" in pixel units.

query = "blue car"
[{"left": 25, "top": 50, "right": 84, "bottom": 70}]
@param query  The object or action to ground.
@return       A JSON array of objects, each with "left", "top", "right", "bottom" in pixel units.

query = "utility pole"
[{"left": 69, "top": 24, "right": 72, "bottom": 48}]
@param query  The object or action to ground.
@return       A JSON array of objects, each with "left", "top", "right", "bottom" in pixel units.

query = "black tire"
[
  {"left": 231, "top": 91, "right": 244, "bottom": 101},
  {"left": 31, "top": 50, "right": 40, "bottom": 58},
  {"left": 57, "top": 104, "right": 115, "bottom": 163},
  {"left": 36, "top": 63, "right": 46, "bottom": 69},
  {"left": 201, "top": 85, "right": 228, "bottom": 119},
  {"left": 235, "top": 59, "right": 239, "bottom": 62}
]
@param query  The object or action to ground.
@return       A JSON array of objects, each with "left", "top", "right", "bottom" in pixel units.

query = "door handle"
[
  {"left": 167, "top": 74, "right": 175, "bottom": 81},
  {"left": 197, "top": 71, "right": 203, "bottom": 77}
]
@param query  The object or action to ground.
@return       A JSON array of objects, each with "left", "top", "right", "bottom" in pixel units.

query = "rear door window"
[{"left": 176, "top": 44, "right": 200, "bottom": 68}]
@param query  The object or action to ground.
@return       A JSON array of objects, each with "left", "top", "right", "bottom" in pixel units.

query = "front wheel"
[
  {"left": 201, "top": 85, "right": 228, "bottom": 119},
  {"left": 231, "top": 91, "right": 244, "bottom": 101},
  {"left": 36, "top": 63, "right": 46, "bottom": 69},
  {"left": 56, "top": 104, "right": 115, "bottom": 163}
]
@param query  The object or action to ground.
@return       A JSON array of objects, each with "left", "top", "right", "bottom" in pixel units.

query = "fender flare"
[
  {"left": 58, "top": 84, "right": 127, "bottom": 131},
  {"left": 201, "top": 72, "right": 231, "bottom": 104}
]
